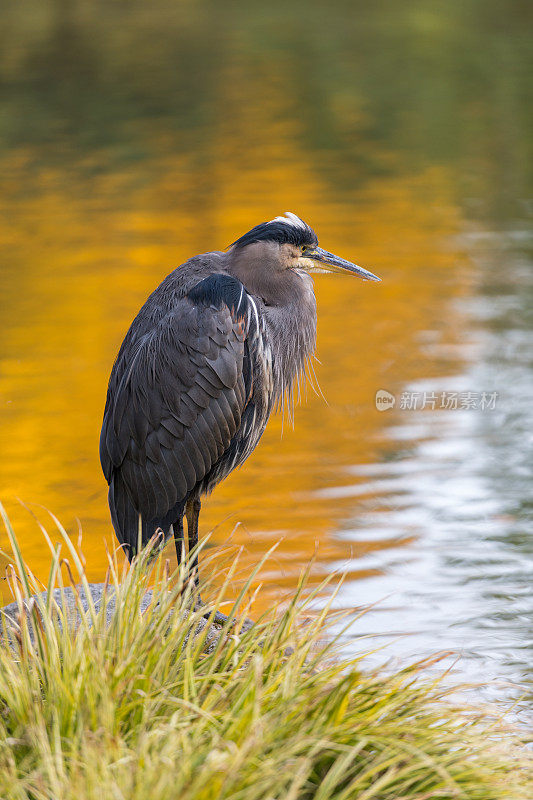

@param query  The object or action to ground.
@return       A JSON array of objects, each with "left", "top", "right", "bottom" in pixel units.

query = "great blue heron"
[{"left": 100, "top": 213, "right": 380, "bottom": 608}]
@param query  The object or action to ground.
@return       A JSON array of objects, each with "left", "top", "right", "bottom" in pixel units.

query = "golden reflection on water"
[{"left": 0, "top": 122, "right": 467, "bottom": 610}]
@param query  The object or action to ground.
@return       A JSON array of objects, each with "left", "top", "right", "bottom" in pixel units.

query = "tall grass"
[{"left": 0, "top": 505, "right": 530, "bottom": 800}]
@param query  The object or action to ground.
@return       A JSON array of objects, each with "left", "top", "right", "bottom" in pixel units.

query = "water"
[{"left": 0, "top": 1, "right": 531, "bottom": 709}]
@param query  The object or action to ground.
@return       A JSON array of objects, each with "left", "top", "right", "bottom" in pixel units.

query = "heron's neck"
[
  {"left": 225, "top": 247, "right": 302, "bottom": 307},
  {"left": 225, "top": 246, "right": 317, "bottom": 405}
]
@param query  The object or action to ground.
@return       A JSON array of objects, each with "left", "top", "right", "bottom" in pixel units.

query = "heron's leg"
[
  {"left": 185, "top": 497, "right": 201, "bottom": 589},
  {"left": 185, "top": 497, "right": 230, "bottom": 627},
  {"left": 173, "top": 515, "right": 185, "bottom": 567}
]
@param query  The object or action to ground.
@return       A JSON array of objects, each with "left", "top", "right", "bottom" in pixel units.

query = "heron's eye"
[{"left": 301, "top": 245, "right": 309, "bottom": 253}]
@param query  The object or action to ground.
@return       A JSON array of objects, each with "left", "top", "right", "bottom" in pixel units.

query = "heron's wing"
[{"left": 100, "top": 274, "right": 254, "bottom": 542}]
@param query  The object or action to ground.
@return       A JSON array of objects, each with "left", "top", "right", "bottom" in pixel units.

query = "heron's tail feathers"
[{"left": 108, "top": 473, "right": 182, "bottom": 561}]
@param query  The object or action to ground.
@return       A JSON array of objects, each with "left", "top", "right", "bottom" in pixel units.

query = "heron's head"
[{"left": 229, "top": 212, "right": 380, "bottom": 282}]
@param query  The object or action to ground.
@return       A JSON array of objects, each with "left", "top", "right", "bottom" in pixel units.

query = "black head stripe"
[{"left": 231, "top": 218, "right": 318, "bottom": 250}]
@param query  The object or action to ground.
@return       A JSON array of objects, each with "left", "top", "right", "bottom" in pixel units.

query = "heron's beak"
[{"left": 306, "top": 247, "right": 381, "bottom": 281}]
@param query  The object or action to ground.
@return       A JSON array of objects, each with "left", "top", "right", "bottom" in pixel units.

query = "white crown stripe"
[{"left": 269, "top": 212, "right": 307, "bottom": 230}]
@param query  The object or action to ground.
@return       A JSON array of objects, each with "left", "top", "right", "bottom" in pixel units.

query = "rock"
[{"left": 0, "top": 583, "right": 225, "bottom": 651}]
